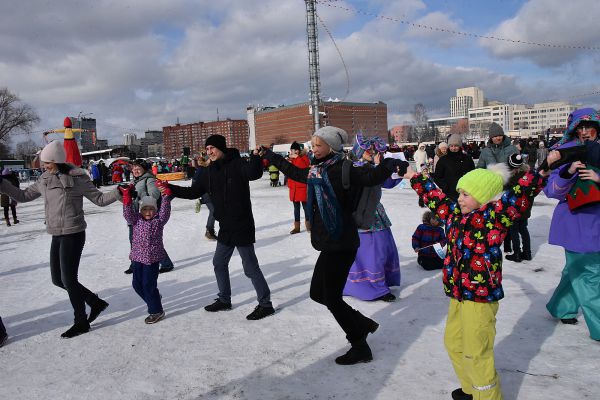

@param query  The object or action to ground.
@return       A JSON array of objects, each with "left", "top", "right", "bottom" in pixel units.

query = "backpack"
[{"left": 341, "top": 159, "right": 382, "bottom": 230}]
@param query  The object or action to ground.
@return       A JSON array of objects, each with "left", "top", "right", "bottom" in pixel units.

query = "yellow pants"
[{"left": 444, "top": 299, "right": 503, "bottom": 400}]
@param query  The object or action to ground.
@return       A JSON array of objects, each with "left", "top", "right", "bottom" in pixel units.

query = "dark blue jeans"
[
  {"left": 213, "top": 241, "right": 271, "bottom": 307},
  {"left": 510, "top": 219, "right": 531, "bottom": 255},
  {"left": 293, "top": 201, "right": 309, "bottom": 222},
  {"left": 50, "top": 231, "right": 99, "bottom": 324},
  {"left": 129, "top": 224, "right": 173, "bottom": 268},
  {"left": 131, "top": 262, "right": 163, "bottom": 314},
  {"left": 202, "top": 193, "right": 216, "bottom": 231}
]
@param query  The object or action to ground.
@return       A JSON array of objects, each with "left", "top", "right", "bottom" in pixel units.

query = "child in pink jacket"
[{"left": 119, "top": 184, "right": 171, "bottom": 324}]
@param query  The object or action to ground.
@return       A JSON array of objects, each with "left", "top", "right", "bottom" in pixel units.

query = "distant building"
[
  {"left": 248, "top": 101, "right": 388, "bottom": 147},
  {"left": 67, "top": 117, "right": 98, "bottom": 152},
  {"left": 450, "top": 87, "right": 485, "bottom": 118},
  {"left": 123, "top": 133, "right": 139, "bottom": 146},
  {"left": 163, "top": 119, "right": 248, "bottom": 159},
  {"left": 469, "top": 101, "right": 578, "bottom": 138}
]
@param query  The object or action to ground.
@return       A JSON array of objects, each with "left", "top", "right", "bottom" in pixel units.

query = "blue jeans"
[
  {"left": 202, "top": 193, "right": 216, "bottom": 231},
  {"left": 213, "top": 241, "right": 271, "bottom": 307},
  {"left": 131, "top": 262, "right": 163, "bottom": 314},
  {"left": 293, "top": 201, "right": 308, "bottom": 222},
  {"left": 129, "top": 224, "right": 173, "bottom": 268}
]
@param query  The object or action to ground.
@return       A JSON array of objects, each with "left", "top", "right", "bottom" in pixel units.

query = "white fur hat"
[
  {"left": 40, "top": 140, "right": 66, "bottom": 163},
  {"left": 139, "top": 196, "right": 157, "bottom": 211}
]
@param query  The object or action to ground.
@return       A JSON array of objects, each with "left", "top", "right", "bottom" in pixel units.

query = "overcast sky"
[{"left": 1, "top": 0, "right": 599, "bottom": 146}]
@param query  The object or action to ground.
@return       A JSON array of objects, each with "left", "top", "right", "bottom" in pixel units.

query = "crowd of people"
[{"left": 2, "top": 107, "right": 600, "bottom": 400}]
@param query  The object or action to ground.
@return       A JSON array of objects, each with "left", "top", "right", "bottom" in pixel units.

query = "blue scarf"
[{"left": 306, "top": 153, "right": 344, "bottom": 240}]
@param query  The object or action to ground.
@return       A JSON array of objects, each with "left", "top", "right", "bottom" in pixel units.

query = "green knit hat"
[{"left": 456, "top": 164, "right": 510, "bottom": 205}]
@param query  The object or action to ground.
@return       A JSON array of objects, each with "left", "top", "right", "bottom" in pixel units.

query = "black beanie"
[
  {"left": 508, "top": 153, "right": 523, "bottom": 169},
  {"left": 290, "top": 141, "right": 301, "bottom": 151},
  {"left": 205, "top": 134, "right": 227, "bottom": 153},
  {"left": 132, "top": 158, "right": 149, "bottom": 171}
]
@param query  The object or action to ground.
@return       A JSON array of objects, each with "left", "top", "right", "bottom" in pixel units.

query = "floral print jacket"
[{"left": 410, "top": 172, "right": 546, "bottom": 303}]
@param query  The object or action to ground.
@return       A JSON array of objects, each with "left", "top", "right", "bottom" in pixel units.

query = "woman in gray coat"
[{"left": 0, "top": 141, "right": 119, "bottom": 338}]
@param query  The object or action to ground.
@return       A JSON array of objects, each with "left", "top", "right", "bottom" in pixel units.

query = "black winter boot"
[
  {"left": 353, "top": 310, "right": 379, "bottom": 340},
  {"left": 88, "top": 297, "right": 109, "bottom": 323},
  {"left": 61, "top": 321, "right": 90, "bottom": 338},
  {"left": 521, "top": 251, "right": 532, "bottom": 261},
  {"left": 335, "top": 339, "right": 373, "bottom": 365},
  {"left": 506, "top": 252, "right": 522, "bottom": 263},
  {"left": 561, "top": 318, "right": 578, "bottom": 324},
  {"left": 204, "top": 299, "right": 232, "bottom": 312},
  {"left": 451, "top": 388, "right": 473, "bottom": 400}
]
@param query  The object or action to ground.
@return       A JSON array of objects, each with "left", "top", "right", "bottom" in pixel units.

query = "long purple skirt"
[{"left": 343, "top": 228, "right": 401, "bottom": 301}]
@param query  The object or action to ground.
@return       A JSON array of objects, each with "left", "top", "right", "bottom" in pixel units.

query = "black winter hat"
[
  {"left": 205, "top": 134, "right": 227, "bottom": 153},
  {"left": 489, "top": 122, "right": 504, "bottom": 138},
  {"left": 290, "top": 141, "right": 301, "bottom": 151},
  {"left": 508, "top": 153, "right": 524, "bottom": 169},
  {"left": 132, "top": 159, "right": 149, "bottom": 171}
]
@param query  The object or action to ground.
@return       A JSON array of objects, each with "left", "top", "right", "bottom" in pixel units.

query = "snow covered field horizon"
[{"left": 1, "top": 175, "right": 599, "bottom": 400}]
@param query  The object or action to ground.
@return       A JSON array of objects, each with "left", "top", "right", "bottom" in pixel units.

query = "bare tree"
[
  {"left": 15, "top": 138, "right": 40, "bottom": 159},
  {"left": 411, "top": 103, "right": 433, "bottom": 143},
  {"left": 0, "top": 87, "right": 40, "bottom": 143}
]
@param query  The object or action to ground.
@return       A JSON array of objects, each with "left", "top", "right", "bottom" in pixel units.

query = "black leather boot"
[{"left": 335, "top": 339, "right": 373, "bottom": 365}]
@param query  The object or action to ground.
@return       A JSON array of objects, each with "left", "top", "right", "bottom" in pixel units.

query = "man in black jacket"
[{"left": 160, "top": 134, "right": 274, "bottom": 320}]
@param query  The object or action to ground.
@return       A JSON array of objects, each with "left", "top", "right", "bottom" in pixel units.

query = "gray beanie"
[
  {"left": 447, "top": 134, "right": 462, "bottom": 147},
  {"left": 312, "top": 126, "right": 348, "bottom": 152},
  {"left": 139, "top": 196, "right": 157, "bottom": 211},
  {"left": 40, "top": 140, "right": 66, "bottom": 163},
  {"left": 489, "top": 123, "right": 504, "bottom": 138}
]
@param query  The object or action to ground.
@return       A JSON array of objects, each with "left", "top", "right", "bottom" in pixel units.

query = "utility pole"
[{"left": 305, "top": 0, "right": 321, "bottom": 133}]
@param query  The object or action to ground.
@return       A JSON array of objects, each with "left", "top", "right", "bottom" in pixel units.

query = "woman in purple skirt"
[{"left": 343, "top": 135, "right": 401, "bottom": 302}]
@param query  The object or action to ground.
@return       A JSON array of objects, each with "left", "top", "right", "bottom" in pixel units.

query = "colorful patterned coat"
[
  {"left": 410, "top": 172, "right": 546, "bottom": 302},
  {"left": 124, "top": 196, "right": 171, "bottom": 265}
]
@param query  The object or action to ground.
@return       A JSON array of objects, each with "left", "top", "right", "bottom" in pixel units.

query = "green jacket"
[{"left": 477, "top": 136, "right": 517, "bottom": 168}]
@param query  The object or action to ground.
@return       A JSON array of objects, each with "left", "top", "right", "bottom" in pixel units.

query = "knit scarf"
[{"left": 306, "top": 153, "right": 344, "bottom": 240}]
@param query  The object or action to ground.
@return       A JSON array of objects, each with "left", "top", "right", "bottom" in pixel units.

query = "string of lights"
[{"left": 316, "top": 0, "right": 600, "bottom": 51}]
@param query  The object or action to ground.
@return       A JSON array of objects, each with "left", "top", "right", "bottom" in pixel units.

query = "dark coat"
[
  {"left": 433, "top": 150, "right": 475, "bottom": 200},
  {"left": 265, "top": 150, "right": 406, "bottom": 252},
  {"left": 169, "top": 148, "right": 262, "bottom": 246},
  {"left": 0, "top": 173, "right": 19, "bottom": 208}
]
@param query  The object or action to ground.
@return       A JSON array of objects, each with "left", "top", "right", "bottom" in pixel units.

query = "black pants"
[
  {"left": 310, "top": 250, "right": 373, "bottom": 343},
  {"left": 510, "top": 219, "right": 531, "bottom": 255},
  {"left": 50, "top": 231, "right": 99, "bottom": 324},
  {"left": 0, "top": 316, "right": 6, "bottom": 337},
  {"left": 418, "top": 255, "right": 444, "bottom": 271},
  {"left": 3, "top": 205, "right": 16, "bottom": 220}
]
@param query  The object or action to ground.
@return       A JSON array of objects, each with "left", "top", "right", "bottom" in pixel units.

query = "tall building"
[
  {"left": 123, "top": 133, "right": 139, "bottom": 146},
  {"left": 162, "top": 119, "right": 248, "bottom": 159},
  {"left": 248, "top": 101, "right": 387, "bottom": 147},
  {"left": 67, "top": 117, "right": 98, "bottom": 152},
  {"left": 450, "top": 87, "right": 485, "bottom": 117}
]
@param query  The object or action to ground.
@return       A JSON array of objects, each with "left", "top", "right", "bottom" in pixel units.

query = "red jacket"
[{"left": 287, "top": 154, "right": 310, "bottom": 202}]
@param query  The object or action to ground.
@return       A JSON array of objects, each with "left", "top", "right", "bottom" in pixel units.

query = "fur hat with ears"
[
  {"left": 456, "top": 163, "right": 510, "bottom": 205},
  {"left": 40, "top": 140, "right": 66, "bottom": 164},
  {"left": 139, "top": 196, "right": 157, "bottom": 212}
]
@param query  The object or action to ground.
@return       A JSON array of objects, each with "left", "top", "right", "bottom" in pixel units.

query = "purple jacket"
[
  {"left": 544, "top": 141, "right": 600, "bottom": 253},
  {"left": 124, "top": 196, "right": 171, "bottom": 265}
]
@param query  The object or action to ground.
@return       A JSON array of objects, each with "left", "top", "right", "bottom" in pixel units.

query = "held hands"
[
  {"left": 568, "top": 161, "right": 586, "bottom": 175},
  {"left": 118, "top": 183, "right": 135, "bottom": 206},
  {"left": 402, "top": 165, "right": 417, "bottom": 180},
  {"left": 155, "top": 179, "right": 172, "bottom": 197}
]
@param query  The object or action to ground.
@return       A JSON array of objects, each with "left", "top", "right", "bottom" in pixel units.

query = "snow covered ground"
[{"left": 1, "top": 175, "right": 599, "bottom": 400}]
